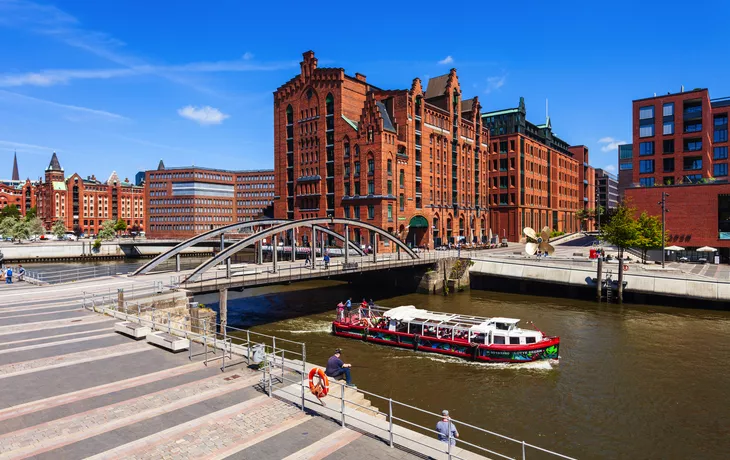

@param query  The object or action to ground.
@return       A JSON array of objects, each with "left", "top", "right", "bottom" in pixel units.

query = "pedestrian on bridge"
[{"left": 323, "top": 253, "right": 330, "bottom": 269}]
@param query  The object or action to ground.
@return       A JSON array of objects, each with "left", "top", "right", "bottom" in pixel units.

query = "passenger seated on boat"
[{"left": 396, "top": 322, "right": 407, "bottom": 333}]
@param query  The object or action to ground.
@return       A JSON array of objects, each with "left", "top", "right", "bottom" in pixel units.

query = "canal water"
[{"left": 197, "top": 282, "right": 730, "bottom": 459}]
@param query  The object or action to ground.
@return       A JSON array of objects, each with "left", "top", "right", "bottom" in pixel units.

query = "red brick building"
[
  {"left": 273, "top": 51, "right": 591, "bottom": 248},
  {"left": 145, "top": 161, "right": 274, "bottom": 239},
  {"left": 0, "top": 153, "right": 38, "bottom": 216},
  {"left": 36, "top": 152, "right": 145, "bottom": 235}
]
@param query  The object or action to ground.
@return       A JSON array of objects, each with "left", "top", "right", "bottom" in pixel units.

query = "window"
[
  {"left": 343, "top": 206, "right": 350, "bottom": 218},
  {"left": 685, "top": 122, "right": 702, "bottom": 133},
  {"left": 619, "top": 162, "right": 633, "bottom": 170},
  {"left": 716, "top": 129, "right": 728, "bottom": 143},
  {"left": 387, "top": 180, "right": 393, "bottom": 195},
  {"left": 509, "top": 337, "right": 520, "bottom": 345},
  {"left": 714, "top": 115, "right": 728, "bottom": 143},
  {"left": 639, "top": 159, "right": 654, "bottom": 173},
  {"left": 367, "top": 159, "right": 375, "bottom": 174},
  {"left": 368, "top": 180, "right": 374, "bottom": 195},
  {"left": 639, "top": 106, "right": 654, "bottom": 119},
  {"left": 714, "top": 163, "right": 728, "bottom": 177},
  {"left": 354, "top": 161, "right": 360, "bottom": 175},
  {"left": 344, "top": 163, "right": 350, "bottom": 176},
  {"left": 639, "top": 142, "right": 654, "bottom": 156},
  {"left": 399, "top": 194, "right": 405, "bottom": 211},
  {"left": 367, "top": 205, "right": 374, "bottom": 219},
  {"left": 663, "top": 158, "right": 674, "bottom": 172},
  {"left": 399, "top": 169, "right": 405, "bottom": 188},
  {"left": 685, "top": 139, "right": 702, "bottom": 151},
  {"left": 354, "top": 206, "right": 360, "bottom": 219},
  {"left": 714, "top": 146, "right": 728, "bottom": 160},
  {"left": 344, "top": 182, "right": 351, "bottom": 196},
  {"left": 663, "top": 122, "right": 674, "bottom": 135},
  {"left": 619, "top": 144, "right": 633, "bottom": 160},
  {"left": 387, "top": 159, "right": 392, "bottom": 175},
  {"left": 683, "top": 156, "right": 702, "bottom": 170},
  {"left": 663, "top": 139, "right": 675, "bottom": 154},
  {"left": 663, "top": 103, "right": 674, "bottom": 117},
  {"left": 663, "top": 177, "right": 675, "bottom": 185},
  {"left": 640, "top": 177, "right": 655, "bottom": 187},
  {"left": 493, "top": 335, "right": 506, "bottom": 345},
  {"left": 387, "top": 204, "right": 393, "bottom": 221},
  {"left": 684, "top": 174, "right": 702, "bottom": 183},
  {"left": 715, "top": 115, "right": 728, "bottom": 126},
  {"left": 354, "top": 182, "right": 361, "bottom": 195},
  {"left": 639, "top": 125, "right": 654, "bottom": 138}
]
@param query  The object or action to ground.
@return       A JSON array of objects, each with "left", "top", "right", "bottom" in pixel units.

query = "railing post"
[
  {"left": 167, "top": 312, "right": 171, "bottom": 333},
  {"left": 388, "top": 398, "right": 394, "bottom": 447},
  {"left": 448, "top": 431, "right": 452, "bottom": 459},
  {"left": 340, "top": 383, "right": 346, "bottom": 427},
  {"left": 246, "top": 330, "right": 251, "bottom": 365},
  {"left": 522, "top": 440, "right": 526, "bottom": 460}
]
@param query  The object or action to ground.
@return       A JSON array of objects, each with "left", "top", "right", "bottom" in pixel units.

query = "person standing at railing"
[
  {"left": 17, "top": 264, "right": 25, "bottom": 282},
  {"left": 436, "top": 410, "right": 459, "bottom": 446},
  {"left": 323, "top": 253, "right": 330, "bottom": 269}
]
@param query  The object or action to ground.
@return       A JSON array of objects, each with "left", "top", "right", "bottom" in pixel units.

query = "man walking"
[
  {"left": 436, "top": 410, "right": 459, "bottom": 446},
  {"left": 325, "top": 348, "right": 355, "bottom": 388}
]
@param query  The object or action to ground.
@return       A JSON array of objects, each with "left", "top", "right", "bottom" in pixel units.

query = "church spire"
[
  {"left": 11, "top": 151, "right": 19, "bottom": 181},
  {"left": 46, "top": 151, "right": 63, "bottom": 172}
]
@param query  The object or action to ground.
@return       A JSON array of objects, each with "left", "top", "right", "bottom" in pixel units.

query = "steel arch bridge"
[
  {"left": 132, "top": 218, "right": 367, "bottom": 276},
  {"left": 181, "top": 217, "right": 420, "bottom": 283}
]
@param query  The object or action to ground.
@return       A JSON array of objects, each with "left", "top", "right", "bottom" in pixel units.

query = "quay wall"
[{"left": 470, "top": 258, "right": 730, "bottom": 309}]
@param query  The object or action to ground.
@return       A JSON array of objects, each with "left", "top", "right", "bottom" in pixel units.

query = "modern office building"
[
  {"left": 144, "top": 162, "right": 274, "bottom": 239},
  {"left": 35, "top": 152, "right": 145, "bottom": 235},
  {"left": 595, "top": 168, "right": 619, "bottom": 210},
  {"left": 617, "top": 143, "right": 633, "bottom": 199},
  {"left": 273, "top": 51, "right": 591, "bottom": 248},
  {"left": 626, "top": 87, "right": 730, "bottom": 259}
]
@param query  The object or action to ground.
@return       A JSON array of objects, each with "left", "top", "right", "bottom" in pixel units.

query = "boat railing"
[{"left": 264, "top": 349, "right": 576, "bottom": 460}]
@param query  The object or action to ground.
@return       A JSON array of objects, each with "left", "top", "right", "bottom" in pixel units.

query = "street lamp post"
[{"left": 659, "top": 192, "right": 669, "bottom": 268}]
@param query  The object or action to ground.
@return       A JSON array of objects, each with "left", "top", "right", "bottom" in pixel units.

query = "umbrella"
[
  {"left": 665, "top": 245, "right": 685, "bottom": 251},
  {"left": 697, "top": 246, "right": 717, "bottom": 252}
]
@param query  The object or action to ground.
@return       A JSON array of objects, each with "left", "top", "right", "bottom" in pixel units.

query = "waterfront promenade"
[{"left": 0, "top": 286, "right": 486, "bottom": 459}]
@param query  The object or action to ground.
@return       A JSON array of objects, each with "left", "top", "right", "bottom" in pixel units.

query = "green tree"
[
  {"left": 576, "top": 209, "right": 591, "bottom": 231},
  {"left": 0, "top": 204, "right": 20, "bottom": 220},
  {"left": 24, "top": 206, "right": 37, "bottom": 220},
  {"left": 114, "top": 219, "right": 128, "bottom": 235},
  {"left": 0, "top": 216, "right": 18, "bottom": 240},
  {"left": 98, "top": 219, "right": 117, "bottom": 241},
  {"left": 52, "top": 220, "right": 67, "bottom": 239},
  {"left": 634, "top": 212, "right": 666, "bottom": 264},
  {"left": 27, "top": 217, "right": 44, "bottom": 237},
  {"left": 599, "top": 202, "right": 639, "bottom": 258},
  {"left": 12, "top": 219, "right": 31, "bottom": 243}
]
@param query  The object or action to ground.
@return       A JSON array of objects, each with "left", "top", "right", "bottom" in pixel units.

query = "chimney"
[
  {"left": 355, "top": 73, "right": 367, "bottom": 83},
  {"left": 681, "top": 85, "right": 685, "bottom": 93}
]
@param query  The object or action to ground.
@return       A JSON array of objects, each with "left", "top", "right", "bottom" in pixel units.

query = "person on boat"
[
  {"left": 345, "top": 298, "right": 352, "bottom": 322},
  {"left": 359, "top": 298, "right": 368, "bottom": 318},
  {"left": 336, "top": 302, "right": 345, "bottom": 322},
  {"left": 436, "top": 410, "right": 459, "bottom": 446},
  {"left": 325, "top": 348, "right": 355, "bottom": 388}
]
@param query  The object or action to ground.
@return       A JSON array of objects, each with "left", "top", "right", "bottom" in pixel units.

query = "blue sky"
[{"left": 1, "top": 0, "right": 729, "bottom": 182}]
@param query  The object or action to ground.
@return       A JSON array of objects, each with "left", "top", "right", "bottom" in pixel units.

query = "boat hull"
[{"left": 332, "top": 322, "right": 559, "bottom": 363}]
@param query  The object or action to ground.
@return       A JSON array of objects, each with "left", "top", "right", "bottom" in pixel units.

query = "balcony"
[{"left": 683, "top": 106, "right": 702, "bottom": 120}]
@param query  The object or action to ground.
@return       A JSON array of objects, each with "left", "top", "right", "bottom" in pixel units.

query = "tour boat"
[{"left": 332, "top": 305, "right": 559, "bottom": 363}]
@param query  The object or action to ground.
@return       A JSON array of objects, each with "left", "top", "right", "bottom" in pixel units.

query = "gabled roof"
[
  {"left": 376, "top": 101, "right": 396, "bottom": 133},
  {"left": 461, "top": 99, "right": 474, "bottom": 113},
  {"left": 424, "top": 74, "right": 449, "bottom": 99},
  {"left": 107, "top": 171, "right": 120, "bottom": 185},
  {"left": 46, "top": 151, "right": 63, "bottom": 172}
]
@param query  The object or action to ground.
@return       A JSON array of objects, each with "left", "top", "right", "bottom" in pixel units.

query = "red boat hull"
[{"left": 332, "top": 322, "right": 559, "bottom": 363}]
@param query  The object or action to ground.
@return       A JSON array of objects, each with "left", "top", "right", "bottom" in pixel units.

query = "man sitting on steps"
[{"left": 325, "top": 348, "right": 356, "bottom": 388}]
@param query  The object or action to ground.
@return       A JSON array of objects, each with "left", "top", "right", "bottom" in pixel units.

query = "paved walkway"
[{"left": 0, "top": 288, "right": 454, "bottom": 459}]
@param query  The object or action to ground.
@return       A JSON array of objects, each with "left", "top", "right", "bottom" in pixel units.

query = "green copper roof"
[
  {"left": 52, "top": 181, "right": 67, "bottom": 191},
  {"left": 481, "top": 108, "right": 519, "bottom": 118},
  {"left": 341, "top": 114, "right": 359, "bottom": 131}
]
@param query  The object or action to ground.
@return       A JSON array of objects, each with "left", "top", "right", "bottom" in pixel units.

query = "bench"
[
  {"left": 147, "top": 331, "right": 189, "bottom": 352},
  {"left": 342, "top": 262, "right": 359, "bottom": 270},
  {"left": 114, "top": 321, "right": 151, "bottom": 340}
]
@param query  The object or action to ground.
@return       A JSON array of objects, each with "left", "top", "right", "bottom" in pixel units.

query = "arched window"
[
  {"left": 326, "top": 94, "right": 334, "bottom": 115},
  {"left": 387, "top": 159, "right": 392, "bottom": 175},
  {"left": 286, "top": 105, "right": 293, "bottom": 125},
  {"left": 344, "top": 142, "right": 350, "bottom": 157}
]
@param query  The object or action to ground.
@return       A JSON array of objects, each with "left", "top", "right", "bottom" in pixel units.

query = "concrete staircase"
[{"left": 321, "top": 385, "right": 385, "bottom": 420}]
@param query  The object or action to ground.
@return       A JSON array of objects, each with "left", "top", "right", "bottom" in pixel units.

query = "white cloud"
[
  {"left": 0, "top": 89, "right": 128, "bottom": 120},
  {"left": 177, "top": 105, "right": 229, "bottom": 125},
  {"left": 485, "top": 75, "right": 506, "bottom": 94},
  {"left": 0, "top": 68, "right": 134, "bottom": 87},
  {"left": 242, "top": 52, "right": 254, "bottom": 60},
  {"left": 603, "top": 164, "right": 617, "bottom": 173},
  {"left": 598, "top": 136, "right": 628, "bottom": 152},
  {"left": 437, "top": 56, "right": 454, "bottom": 65}
]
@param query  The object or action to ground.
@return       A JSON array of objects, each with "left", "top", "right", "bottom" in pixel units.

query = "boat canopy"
[{"left": 383, "top": 306, "right": 456, "bottom": 323}]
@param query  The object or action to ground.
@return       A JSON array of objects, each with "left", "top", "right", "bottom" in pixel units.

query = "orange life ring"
[{"left": 308, "top": 367, "right": 329, "bottom": 398}]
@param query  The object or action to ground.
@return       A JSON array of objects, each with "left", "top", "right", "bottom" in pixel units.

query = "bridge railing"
[
  {"left": 177, "top": 248, "right": 490, "bottom": 291},
  {"left": 24, "top": 265, "right": 122, "bottom": 285}
]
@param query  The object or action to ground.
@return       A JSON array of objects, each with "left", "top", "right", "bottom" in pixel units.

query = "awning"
[{"left": 409, "top": 215, "right": 429, "bottom": 228}]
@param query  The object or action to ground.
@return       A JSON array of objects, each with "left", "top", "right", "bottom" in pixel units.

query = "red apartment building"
[
  {"left": 36, "top": 152, "right": 145, "bottom": 235},
  {"left": 145, "top": 161, "right": 274, "bottom": 239},
  {"left": 273, "top": 51, "right": 593, "bottom": 248},
  {"left": 625, "top": 88, "right": 730, "bottom": 260}
]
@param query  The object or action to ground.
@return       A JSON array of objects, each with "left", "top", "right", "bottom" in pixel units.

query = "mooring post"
[
  {"left": 175, "top": 253, "right": 181, "bottom": 272},
  {"left": 218, "top": 288, "right": 227, "bottom": 334},
  {"left": 596, "top": 257, "right": 603, "bottom": 302},
  {"left": 617, "top": 257, "right": 624, "bottom": 304}
]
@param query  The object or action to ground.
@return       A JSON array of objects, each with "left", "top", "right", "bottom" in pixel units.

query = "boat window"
[
  {"left": 494, "top": 335, "right": 506, "bottom": 344},
  {"left": 509, "top": 337, "right": 520, "bottom": 345},
  {"left": 496, "top": 323, "right": 510, "bottom": 331},
  {"left": 525, "top": 337, "right": 536, "bottom": 344}
]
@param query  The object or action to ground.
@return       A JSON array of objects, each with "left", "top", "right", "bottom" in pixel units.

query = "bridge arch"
[{"left": 182, "top": 218, "right": 419, "bottom": 283}]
